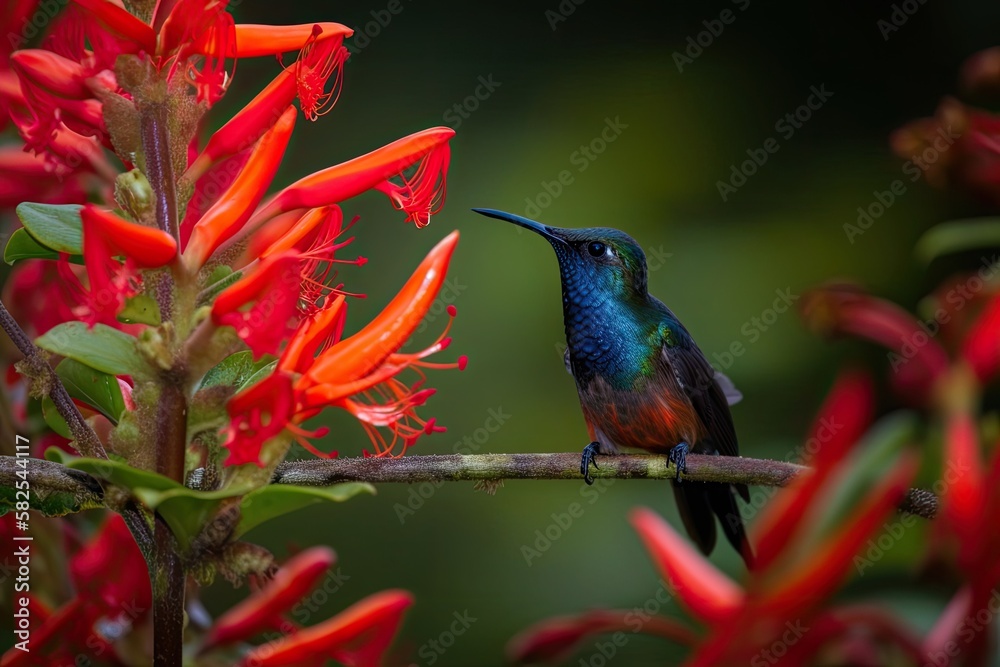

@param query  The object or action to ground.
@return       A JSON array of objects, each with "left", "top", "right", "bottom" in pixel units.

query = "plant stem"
[
  {"left": 0, "top": 301, "right": 154, "bottom": 567},
  {"left": 152, "top": 516, "right": 185, "bottom": 666},
  {"left": 140, "top": 101, "right": 180, "bottom": 240},
  {"left": 140, "top": 94, "right": 187, "bottom": 667},
  {"left": 273, "top": 452, "right": 939, "bottom": 519},
  {"left": 0, "top": 300, "right": 106, "bottom": 460}
]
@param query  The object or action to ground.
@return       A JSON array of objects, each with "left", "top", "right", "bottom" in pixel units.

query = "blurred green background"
[{"left": 198, "top": 1, "right": 1000, "bottom": 664}]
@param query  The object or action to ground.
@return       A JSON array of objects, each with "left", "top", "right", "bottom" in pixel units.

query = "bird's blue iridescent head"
[{"left": 472, "top": 208, "right": 649, "bottom": 300}]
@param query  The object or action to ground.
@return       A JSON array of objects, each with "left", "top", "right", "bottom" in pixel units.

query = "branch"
[
  {"left": 0, "top": 453, "right": 940, "bottom": 520},
  {"left": 0, "top": 300, "right": 106, "bottom": 460},
  {"left": 273, "top": 453, "right": 939, "bottom": 519},
  {"left": 0, "top": 455, "right": 104, "bottom": 515}
]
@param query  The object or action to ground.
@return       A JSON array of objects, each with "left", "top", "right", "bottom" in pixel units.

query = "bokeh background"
[{"left": 140, "top": 0, "right": 1000, "bottom": 664}]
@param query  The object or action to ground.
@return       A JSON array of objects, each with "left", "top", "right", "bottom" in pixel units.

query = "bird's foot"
[
  {"left": 668, "top": 442, "right": 689, "bottom": 482},
  {"left": 580, "top": 441, "right": 601, "bottom": 485}
]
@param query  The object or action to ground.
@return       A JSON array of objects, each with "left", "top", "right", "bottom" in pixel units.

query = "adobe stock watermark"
[
  {"left": 672, "top": 0, "right": 752, "bottom": 73},
  {"left": 855, "top": 457, "right": 969, "bottom": 575},
  {"left": 728, "top": 415, "right": 844, "bottom": 526},
  {"left": 844, "top": 123, "right": 959, "bottom": 244},
  {"left": 414, "top": 276, "right": 467, "bottom": 335},
  {"left": 442, "top": 75, "right": 502, "bottom": 129},
  {"left": 750, "top": 620, "right": 809, "bottom": 666},
  {"left": 520, "top": 478, "right": 616, "bottom": 566},
  {"left": 393, "top": 407, "right": 512, "bottom": 523},
  {"left": 244, "top": 568, "right": 351, "bottom": 665},
  {"left": 925, "top": 589, "right": 1000, "bottom": 667},
  {"left": 6, "top": 0, "right": 68, "bottom": 51},
  {"left": 877, "top": 0, "right": 930, "bottom": 41},
  {"left": 709, "top": 288, "right": 800, "bottom": 374},
  {"left": 522, "top": 117, "right": 628, "bottom": 219},
  {"left": 716, "top": 85, "right": 833, "bottom": 201},
  {"left": 886, "top": 254, "right": 1000, "bottom": 373},
  {"left": 575, "top": 581, "right": 676, "bottom": 666},
  {"left": 411, "top": 610, "right": 477, "bottom": 666}
]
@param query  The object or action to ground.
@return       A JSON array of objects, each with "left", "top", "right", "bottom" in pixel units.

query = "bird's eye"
[{"left": 587, "top": 242, "right": 607, "bottom": 257}]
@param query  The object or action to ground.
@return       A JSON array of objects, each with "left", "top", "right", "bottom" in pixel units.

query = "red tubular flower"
[
  {"left": 81, "top": 205, "right": 178, "bottom": 267},
  {"left": 221, "top": 232, "right": 463, "bottom": 465},
  {"left": 301, "top": 231, "right": 459, "bottom": 392},
  {"left": 508, "top": 610, "right": 696, "bottom": 665},
  {"left": 1, "top": 514, "right": 151, "bottom": 667},
  {"left": 892, "top": 97, "right": 1000, "bottom": 205},
  {"left": 800, "top": 284, "right": 950, "bottom": 403},
  {"left": 751, "top": 368, "right": 874, "bottom": 570},
  {"left": 631, "top": 507, "right": 742, "bottom": 623},
  {"left": 941, "top": 409, "right": 985, "bottom": 568},
  {"left": 184, "top": 105, "right": 298, "bottom": 269},
  {"left": 247, "top": 127, "right": 454, "bottom": 230},
  {"left": 79, "top": 204, "right": 177, "bottom": 326},
  {"left": 961, "top": 292, "right": 1000, "bottom": 382},
  {"left": 0, "top": 146, "right": 87, "bottom": 206},
  {"left": 202, "top": 547, "right": 336, "bottom": 650},
  {"left": 186, "top": 24, "right": 351, "bottom": 181},
  {"left": 238, "top": 590, "right": 413, "bottom": 667},
  {"left": 211, "top": 252, "right": 302, "bottom": 358}
]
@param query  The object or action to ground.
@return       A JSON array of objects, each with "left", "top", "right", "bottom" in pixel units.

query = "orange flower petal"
[
  {"left": 247, "top": 127, "right": 454, "bottom": 229},
  {"left": 184, "top": 105, "right": 297, "bottom": 269},
  {"left": 239, "top": 589, "right": 412, "bottom": 667},
  {"left": 279, "top": 294, "right": 348, "bottom": 375},
  {"left": 302, "top": 231, "right": 459, "bottom": 387},
  {"left": 203, "top": 547, "right": 336, "bottom": 650},
  {"left": 81, "top": 205, "right": 178, "bottom": 267}
]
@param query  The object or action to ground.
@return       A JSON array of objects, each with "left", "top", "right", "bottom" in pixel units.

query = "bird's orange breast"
[{"left": 579, "top": 375, "right": 706, "bottom": 453}]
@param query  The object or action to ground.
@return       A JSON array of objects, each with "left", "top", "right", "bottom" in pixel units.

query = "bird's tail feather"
[{"left": 672, "top": 480, "right": 754, "bottom": 568}]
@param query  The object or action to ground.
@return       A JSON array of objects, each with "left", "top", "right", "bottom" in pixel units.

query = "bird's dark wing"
[{"left": 661, "top": 338, "right": 740, "bottom": 459}]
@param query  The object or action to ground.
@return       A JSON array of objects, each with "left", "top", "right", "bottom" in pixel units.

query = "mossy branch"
[{"left": 0, "top": 452, "right": 939, "bottom": 520}]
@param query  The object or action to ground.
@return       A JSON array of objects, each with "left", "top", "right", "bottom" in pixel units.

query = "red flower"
[
  {"left": 198, "top": 546, "right": 412, "bottom": 667},
  {"left": 1, "top": 514, "right": 151, "bottom": 667},
  {"left": 220, "top": 232, "right": 465, "bottom": 465},
  {"left": 800, "top": 282, "right": 1000, "bottom": 405}
]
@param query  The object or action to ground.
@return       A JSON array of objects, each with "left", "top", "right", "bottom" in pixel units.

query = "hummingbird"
[{"left": 473, "top": 208, "right": 754, "bottom": 566}]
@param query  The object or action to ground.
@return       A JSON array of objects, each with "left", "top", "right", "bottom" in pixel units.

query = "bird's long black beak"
[{"left": 471, "top": 208, "right": 568, "bottom": 245}]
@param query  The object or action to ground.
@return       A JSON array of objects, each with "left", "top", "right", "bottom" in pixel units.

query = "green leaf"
[
  {"left": 132, "top": 486, "right": 242, "bottom": 551},
  {"left": 236, "top": 483, "right": 375, "bottom": 538},
  {"left": 916, "top": 217, "right": 1000, "bottom": 263},
  {"left": 45, "top": 452, "right": 251, "bottom": 551},
  {"left": 36, "top": 322, "right": 148, "bottom": 376},
  {"left": 41, "top": 397, "right": 73, "bottom": 439},
  {"left": 4, "top": 228, "right": 86, "bottom": 265},
  {"left": 199, "top": 351, "right": 268, "bottom": 391},
  {"left": 118, "top": 294, "right": 161, "bottom": 326},
  {"left": 198, "top": 266, "right": 242, "bottom": 306},
  {"left": 240, "top": 360, "right": 277, "bottom": 391},
  {"left": 55, "top": 358, "right": 126, "bottom": 424},
  {"left": 16, "top": 202, "right": 83, "bottom": 255}
]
